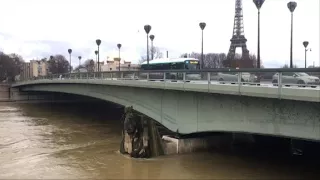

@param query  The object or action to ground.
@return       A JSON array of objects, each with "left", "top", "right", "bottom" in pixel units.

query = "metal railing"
[{"left": 17, "top": 68, "right": 320, "bottom": 89}]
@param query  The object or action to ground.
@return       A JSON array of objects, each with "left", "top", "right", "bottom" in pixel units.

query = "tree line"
[
  {"left": 74, "top": 59, "right": 95, "bottom": 72},
  {"left": 46, "top": 55, "right": 97, "bottom": 74},
  {"left": 1, "top": 49, "right": 318, "bottom": 83},
  {"left": 139, "top": 47, "right": 263, "bottom": 69},
  {"left": 0, "top": 52, "right": 24, "bottom": 82}
]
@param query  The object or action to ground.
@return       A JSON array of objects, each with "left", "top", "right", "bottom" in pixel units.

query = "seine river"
[{"left": 0, "top": 101, "right": 319, "bottom": 179}]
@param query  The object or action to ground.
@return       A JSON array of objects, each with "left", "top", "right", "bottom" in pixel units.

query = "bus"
[{"left": 140, "top": 58, "right": 201, "bottom": 80}]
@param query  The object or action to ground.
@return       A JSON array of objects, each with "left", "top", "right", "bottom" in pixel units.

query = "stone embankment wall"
[{"left": 0, "top": 84, "right": 10, "bottom": 101}]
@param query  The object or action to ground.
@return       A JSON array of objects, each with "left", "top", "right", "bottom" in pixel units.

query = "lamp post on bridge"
[
  {"left": 253, "top": 0, "right": 265, "bottom": 69},
  {"left": 96, "top": 39, "right": 101, "bottom": 72},
  {"left": 287, "top": 1, "right": 297, "bottom": 68},
  {"left": 144, "top": 25, "right": 152, "bottom": 69},
  {"left": 149, "top": 34, "right": 155, "bottom": 60},
  {"left": 117, "top": 43, "right": 122, "bottom": 72},
  {"left": 302, "top": 41, "right": 311, "bottom": 68},
  {"left": 78, "top": 56, "right": 82, "bottom": 69},
  {"left": 199, "top": 22, "right": 206, "bottom": 70},
  {"left": 94, "top": 50, "right": 98, "bottom": 72},
  {"left": 67, "top": 49, "right": 72, "bottom": 73}
]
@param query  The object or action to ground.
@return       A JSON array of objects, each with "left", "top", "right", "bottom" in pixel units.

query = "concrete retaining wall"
[
  {"left": 0, "top": 84, "right": 10, "bottom": 101},
  {"left": 162, "top": 133, "right": 256, "bottom": 155},
  {"left": 162, "top": 134, "right": 234, "bottom": 155}
]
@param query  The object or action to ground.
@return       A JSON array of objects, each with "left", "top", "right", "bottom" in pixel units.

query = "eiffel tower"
[{"left": 225, "top": 0, "right": 251, "bottom": 68}]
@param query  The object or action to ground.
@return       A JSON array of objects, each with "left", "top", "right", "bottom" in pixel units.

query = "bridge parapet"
[{"left": 13, "top": 68, "right": 320, "bottom": 102}]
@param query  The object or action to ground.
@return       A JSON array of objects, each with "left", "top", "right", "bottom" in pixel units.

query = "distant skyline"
[{"left": 0, "top": 0, "right": 319, "bottom": 68}]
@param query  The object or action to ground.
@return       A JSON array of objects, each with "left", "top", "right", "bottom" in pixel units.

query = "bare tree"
[
  {"left": 282, "top": 64, "right": 297, "bottom": 68},
  {"left": 180, "top": 52, "right": 226, "bottom": 68},
  {"left": 83, "top": 59, "right": 95, "bottom": 72},
  {"left": 139, "top": 46, "right": 163, "bottom": 64},
  {"left": 0, "top": 52, "right": 24, "bottom": 82},
  {"left": 47, "top": 54, "right": 70, "bottom": 74},
  {"left": 74, "top": 65, "right": 85, "bottom": 71},
  {"left": 180, "top": 52, "right": 262, "bottom": 69}
]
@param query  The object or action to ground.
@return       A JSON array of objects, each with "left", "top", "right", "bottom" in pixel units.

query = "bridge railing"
[{"left": 20, "top": 68, "right": 320, "bottom": 88}]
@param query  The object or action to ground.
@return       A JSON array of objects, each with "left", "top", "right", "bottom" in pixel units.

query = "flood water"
[{"left": 0, "top": 101, "right": 319, "bottom": 179}]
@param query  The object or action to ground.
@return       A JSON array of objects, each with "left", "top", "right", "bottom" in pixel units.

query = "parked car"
[
  {"left": 216, "top": 72, "right": 257, "bottom": 83},
  {"left": 272, "top": 72, "right": 320, "bottom": 85},
  {"left": 241, "top": 72, "right": 258, "bottom": 82}
]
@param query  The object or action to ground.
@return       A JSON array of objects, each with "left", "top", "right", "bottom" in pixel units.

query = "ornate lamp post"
[
  {"left": 67, "top": 49, "right": 72, "bottom": 73},
  {"left": 149, "top": 35, "right": 155, "bottom": 60},
  {"left": 96, "top": 39, "right": 101, "bottom": 72},
  {"left": 144, "top": 25, "right": 152, "bottom": 68},
  {"left": 253, "top": 0, "right": 265, "bottom": 69},
  {"left": 78, "top": 56, "right": 82, "bottom": 68},
  {"left": 302, "top": 41, "right": 311, "bottom": 68},
  {"left": 199, "top": 22, "right": 206, "bottom": 69},
  {"left": 287, "top": 1, "right": 297, "bottom": 68},
  {"left": 117, "top": 43, "right": 122, "bottom": 71},
  {"left": 94, "top": 50, "right": 98, "bottom": 72}
]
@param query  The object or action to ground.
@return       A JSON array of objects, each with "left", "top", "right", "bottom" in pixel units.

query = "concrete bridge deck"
[
  {"left": 12, "top": 78, "right": 320, "bottom": 102},
  {"left": 9, "top": 69, "right": 320, "bottom": 141}
]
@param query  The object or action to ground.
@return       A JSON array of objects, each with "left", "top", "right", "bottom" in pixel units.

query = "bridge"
[{"left": 11, "top": 68, "right": 320, "bottom": 142}]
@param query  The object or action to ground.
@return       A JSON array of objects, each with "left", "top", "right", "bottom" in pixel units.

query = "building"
[
  {"left": 94, "top": 61, "right": 105, "bottom": 72},
  {"left": 20, "top": 60, "right": 48, "bottom": 80},
  {"left": 20, "top": 62, "right": 31, "bottom": 80},
  {"left": 101, "top": 57, "right": 140, "bottom": 71}
]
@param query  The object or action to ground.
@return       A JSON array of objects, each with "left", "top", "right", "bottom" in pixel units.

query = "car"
[
  {"left": 272, "top": 72, "right": 320, "bottom": 85},
  {"left": 216, "top": 72, "right": 257, "bottom": 83},
  {"left": 241, "top": 72, "right": 258, "bottom": 82}
]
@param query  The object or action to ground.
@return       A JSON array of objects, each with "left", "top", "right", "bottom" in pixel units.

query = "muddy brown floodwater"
[{"left": 0, "top": 101, "right": 319, "bottom": 179}]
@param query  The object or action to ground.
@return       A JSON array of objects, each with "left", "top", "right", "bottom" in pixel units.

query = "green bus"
[{"left": 140, "top": 58, "right": 201, "bottom": 80}]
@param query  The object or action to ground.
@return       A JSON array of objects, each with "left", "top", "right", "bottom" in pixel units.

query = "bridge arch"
[
  {"left": 17, "top": 83, "right": 179, "bottom": 133},
  {"left": 13, "top": 82, "right": 320, "bottom": 141}
]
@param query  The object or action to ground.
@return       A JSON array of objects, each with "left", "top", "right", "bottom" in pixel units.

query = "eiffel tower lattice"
[{"left": 225, "top": 0, "right": 251, "bottom": 68}]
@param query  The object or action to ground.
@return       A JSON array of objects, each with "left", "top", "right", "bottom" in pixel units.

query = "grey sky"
[{"left": 0, "top": 0, "right": 319, "bottom": 68}]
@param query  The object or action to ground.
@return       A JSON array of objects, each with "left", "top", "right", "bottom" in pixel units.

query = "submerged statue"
[{"left": 120, "top": 106, "right": 149, "bottom": 158}]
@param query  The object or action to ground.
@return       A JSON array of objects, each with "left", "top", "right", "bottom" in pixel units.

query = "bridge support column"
[
  {"left": 290, "top": 138, "right": 304, "bottom": 156},
  {"left": 230, "top": 133, "right": 256, "bottom": 150},
  {"left": 161, "top": 133, "right": 234, "bottom": 155},
  {"left": 120, "top": 106, "right": 164, "bottom": 158}
]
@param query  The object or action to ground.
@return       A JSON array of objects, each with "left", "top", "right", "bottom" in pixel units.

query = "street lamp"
[
  {"left": 287, "top": 1, "right": 297, "bottom": 68},
  {"left": 96, "top": 39, "right": 101, "bottom": 72},
  {"left": 253, "top": 0, "right": 265, "bottom": 69},
  {"left": 94, "top": 50, "right": 98, "bottom": 72},
  {"left": 68, "top": 49, "right": 72, "bottom": 73},
  {"left": 149, "top": 35, "right": 155, "bottom": 60},
  {"left": 144, "top": 25, "right": 152, "bottom": 67},
  {"left": 302, "top": 41, "right": 311, "bottom": 68},
  {"left": 78, "top": 56, "right": 82, "bottom": 68},
  {"left": 117, "top": 43, "right": 122, "bottom": 71},
  {"left": 199, "top": 22, "right": 206, "bottom": 69}
]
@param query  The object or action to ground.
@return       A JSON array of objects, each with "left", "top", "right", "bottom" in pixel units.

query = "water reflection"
[{"left": 0, "top": 102, "right": 319, "bottom": 179}]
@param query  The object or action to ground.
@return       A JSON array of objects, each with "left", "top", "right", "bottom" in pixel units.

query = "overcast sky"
[{"left": 0, "top": 0, "right": 319, "bottom": 68}]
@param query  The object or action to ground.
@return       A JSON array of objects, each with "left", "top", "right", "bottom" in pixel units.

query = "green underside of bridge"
[{"left": 11, "top": 83, "right": 320, "bottom": 141}]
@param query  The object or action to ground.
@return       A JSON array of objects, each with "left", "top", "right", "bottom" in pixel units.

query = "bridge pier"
[
  {"left": 119, "top": 106, "right": 260, "bottom": 157},
  {"left": 231, "top": 133, "right": 256, "bottom": 149},
  {"left": 120, "top": 106, "right": 164, "bottom": 158},
  {"left": 290, "top": 138, "right": 304, "bottom": 156},
  {"left": 162, "top": 134, "right": 233, "bottom": 155}
]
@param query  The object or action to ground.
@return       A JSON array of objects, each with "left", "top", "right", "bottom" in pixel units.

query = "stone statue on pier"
[{"left": 120, "top": 106, "right": 150, "bottom": 158}]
